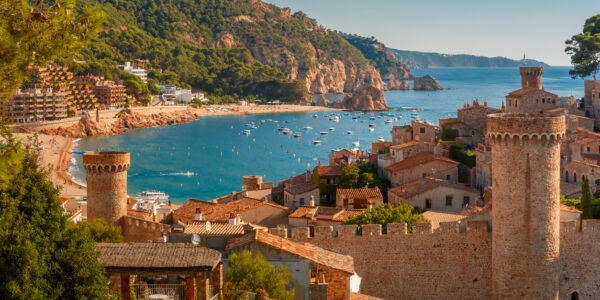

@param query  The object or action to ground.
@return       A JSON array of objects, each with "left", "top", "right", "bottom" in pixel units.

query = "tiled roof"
[
  {"left": 288, "top": 206, "right": 363, "bottom": 222},
  {"left": 96, "top": 243, "right": 221, "bottom": 270},
  {"left": 386, "top": 152, "right": 458, "bottom": 172},
  {"left": 421, "top": 210, "right": 467, "bottom": 231},
  {"left": 226, "top": 230, "right": 354, "bottom": 274},
  {"left": 174, "top": 198, "right": 289, "bottom": 223},
  {"left": 183, "top": 221, "right": 246, "bottom": 236},
  {"left": 351, "top": 292, "right": 385, "bottom": 300},
  {"left": 316, "top": 165, "right": 343, "bottom": 176},
  {"left": 336, "top": 187, "right": 383, "bottom": 201},
  {"left": 560, "top": 203, "right": 582, "bottom": 214},
  {"left": 127, "top": 209, "right": 149, "bottom": 218},
  {"left": 388, "top": 177, "right": 476, "bottom": 199},
  {"left": 284, "top": 172, "right": 318, "bottom": 195},
  {"left": 389, "top": 140, "right": 420, "bottom": 150},
  {"left": 507, "top": 87, "right": 556, "bottom": 98}
]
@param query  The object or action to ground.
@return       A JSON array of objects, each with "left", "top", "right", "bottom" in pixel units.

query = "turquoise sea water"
[{"left": 70, "top": 67, "right": 584, "bottom": 203}]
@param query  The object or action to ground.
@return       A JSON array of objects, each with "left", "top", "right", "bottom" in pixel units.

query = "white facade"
[
  {"left": 157, "top": 84, "right": 207, "bottom": 104},
  {"left": 118, "top": 61, "right": 148, "bottom": 83}
]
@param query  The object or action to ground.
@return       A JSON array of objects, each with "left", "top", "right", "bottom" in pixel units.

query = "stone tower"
[
  {"left": 83, "top": 151, "right": 130, "bottom": 225},
  {"left": 487, "top": 114, "right": 565, "bottom": 299},
  {"left": 520, "top": 66, "right": 543, "bottom": 89}
]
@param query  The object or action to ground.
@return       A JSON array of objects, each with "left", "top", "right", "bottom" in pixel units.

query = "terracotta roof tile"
[
  {"left": 388, "top": 177, "right": 476, "bottom": 199},
  {"left": 174, "top": 198, "right": 289, "bottom": 223},
  {"left": 316, "top": 165, "right": 343, "bottom": 176},
  {"left": 226, "top": 230, "right": 354, "bottom": 274},
  {"left": 560, "top": 203, "right": 582, "bottom": 214},
  {"left": 386, "top": 152, "right": 458, "bottom": 172},
  {"left": 336, "top": 187, "right": 383, "bottom": 201},
  {"left": 288, "top": 206, "right": 363, "bottom": 222},
  {"left": 351, "top": 292, "right": 385, "bottom": 300},
  {"left": 183, "top": 221, "right": 246, "bottom": 236},
  {"left": 421, "top": 210, "right": 467, "bottom": 230},
  {"left": 284, "top": 172, "right": 318, "bottom": 195}
]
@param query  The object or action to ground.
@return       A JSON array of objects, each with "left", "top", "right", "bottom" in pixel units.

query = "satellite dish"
[{"left": 191, "top": 234, "right": 201, "bottom": 245}]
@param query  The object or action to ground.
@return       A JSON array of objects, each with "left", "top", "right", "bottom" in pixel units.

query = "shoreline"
[{"left": 16, "top": 104, "right": 337, "bottom": 198}]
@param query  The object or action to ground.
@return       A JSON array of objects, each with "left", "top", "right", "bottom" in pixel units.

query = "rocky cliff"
[
  {"left": 413, "top": 75, "right": 445, "bottom": 90},
  {"left": 40, "top": 109, "right": 199, "bottom": 138},
  {"left": 385, "top": 79, "right": 410, "bottom": 91},
  {"left": 330, "top": 85, "right": 389, "bottom": 111}
]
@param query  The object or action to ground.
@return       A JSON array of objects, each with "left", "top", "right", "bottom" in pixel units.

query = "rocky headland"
[
  {"left": 413, "top": 75, "right": 445, "bottom": 90},
  {"left": 330, "top": 85, "right": 389, "bottom": 111},
  {"left": 40, "top": 109, "right": 199, "bottom": 138}
]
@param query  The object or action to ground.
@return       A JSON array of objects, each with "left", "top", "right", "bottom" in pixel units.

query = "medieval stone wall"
[{"left": 123, "top": 215, "right": 170, "bottom": 242}]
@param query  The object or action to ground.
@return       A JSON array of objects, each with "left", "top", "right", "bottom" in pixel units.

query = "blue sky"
[{"left": 266, "top": 0, "right": 600, "bottom": 66}]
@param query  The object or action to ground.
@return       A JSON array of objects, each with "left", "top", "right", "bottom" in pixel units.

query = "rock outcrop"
[
  {"left": 315, "top": 95, "right": 330, "bottom": 107},
  {"left": 40, "top": 109, "right": 199, "bottom": 138},
  {"left": 330, "top": 85, "right": 389, "bottom": 112},
  {"left": 385, "top": 79, "right": 410, "bottom": 91},
  {"left": 413, "top": 75, "right": 444, "bottom": 90}
]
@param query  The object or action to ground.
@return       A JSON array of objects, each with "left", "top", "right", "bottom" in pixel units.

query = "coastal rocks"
[
  {"left": 315, "top": 95, "right": 330, "bottom": 107},
  {"left": 40, "top": 109, "right": 199, "bottom": 138},
  {"left": 413, "top": 75, "right": 445, "bottom": 90},
  {"left": 330, "top": 85, "right": 389, "bottom": 112},
  {"left": 385, "top": 79, "right": 410, "bottom": 91}
]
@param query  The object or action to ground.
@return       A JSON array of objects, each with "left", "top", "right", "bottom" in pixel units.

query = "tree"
[
  {"left": 565, "top": 14, "right": 600, "bottom": 80},
  {"left": 343, "top": 203, "right": 428, "bottom": 233},
  {"left": 225, "top": 250, "right": 294, "bottom": 300},
  {"left": 338, "top": 164, "right": 360, "bottom": 188},
  {"left": 0, "top": 125, "right": 121, "bottom": 299},
  {"left": 0, "top": 0, "right": 103, "bottom": 96},
  {"left": 191, "top": 97, "right": 204, "bottom": 107},
  {"left": 581, "top": 177, "right": 593, "bottom": 219}
]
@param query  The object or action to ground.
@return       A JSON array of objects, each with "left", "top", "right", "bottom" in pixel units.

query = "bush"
[
  {"left": 449, "top": 142, "right": 476, "bottom": 168},
  {"left": 441, "top": 127, "right": 457, "bottom": 141}
]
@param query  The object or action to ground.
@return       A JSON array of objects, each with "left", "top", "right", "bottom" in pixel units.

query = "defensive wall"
[
  {"left": 123, "top": 215, "right": 170, "bottom": 243},
  {"left": 286, "top": 220, "right": 600, "bottom": 300}
]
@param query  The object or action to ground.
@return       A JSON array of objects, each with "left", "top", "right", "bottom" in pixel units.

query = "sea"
[{"left": 69, "top": 67, "right": 585, "bottom": 203}]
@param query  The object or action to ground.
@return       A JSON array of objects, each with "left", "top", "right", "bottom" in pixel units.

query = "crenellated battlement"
[
  {"left": 84, "top": 163, "right": 130, "bottom": 174},
  {"left": 486, "top": 132, "right": 565, "bottom": 146},
  {"left": 123, "top": 215, "right": 170, "bottom": 242},
  {"left": 83, "top": 151, "right": 130, "bottom": 174}
]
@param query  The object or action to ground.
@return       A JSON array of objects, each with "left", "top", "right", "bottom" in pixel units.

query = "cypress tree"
[{"left": 581, "top": 176, "right": 593, "bottom": 219}]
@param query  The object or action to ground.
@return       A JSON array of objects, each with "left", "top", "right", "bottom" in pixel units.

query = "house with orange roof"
[
  {"left": 225, "top": 230, "right": 378, "bottom": 300},
  {"left": 173, "top": 197, "right": 289, "bottom": 228},
  {"left": 288, "top": 206, "right": 363, "bottom": 231},
  {"left": 386, "top": 152, "right": 459, "bottom": 187},
  {"left": 388, "top": 177, "right": 480, "bottom": 213},
  {"left": 390, "top": 120, "right": 437, "bottom": 145},
  {"left": 282, "top": 171, "right": 320, "bottom": 210},
  {"left": 336, "top": 187, "right": 383, "bottom": 209}
]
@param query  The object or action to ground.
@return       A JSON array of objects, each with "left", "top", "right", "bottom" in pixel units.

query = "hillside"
[
  {"left": 390, "top": 49, "right": 550, "bottom": 69},
  {"left": 338, "top": 33, "right": 411, "bottom": 80},
  {"left": 74, "top": 0, "right": 384, "bottom": 101}
]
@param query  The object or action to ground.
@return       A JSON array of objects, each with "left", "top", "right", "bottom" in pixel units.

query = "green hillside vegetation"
[
  {"left": 72, "top": 0, "right": 376, "bottom": 102},
  {"left": 339, "top": 33, "right": 411, "bottom": 80},
  {"left": 390, "top": 49, "right": 550, "bottom": 69}
]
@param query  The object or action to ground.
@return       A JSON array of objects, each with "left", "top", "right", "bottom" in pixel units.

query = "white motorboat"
[
  {"left": 320, "top": 131, "right": 329, "bottom": 135},
  {"left": 369, "top": 124, "right": 376, "bottom": 127},
  {"left": 313, "top": 140, "right": 322, "bottom": 145},
  {"left": 303, "top": 126, "right": 313, "bottom": 130},
  {"left": 352, "top": 141, "right": 360, "bottom": 147},
  {"left": 293, "top": 133, "right": 302, "bottom": 138},
  {"left": 243, "top": 130, "right": 251, "bottom": 135},
  {"left": 385, "top": 119, "right": 392, "bottom": 124},
  {"left": 137, "top": 190, "right": 169, "bottom": 202},
  {"left": 378, "top": 136, "right": 385, "bottom": 142},
  {"left": 283, "top": 130, "right": 292, "bottom": 135},
  {"left": 347, "top": 131, "right": 353, "bottom": 135},
  {"left": 329, "top": 127, "right": 335, "bottom": 131}
]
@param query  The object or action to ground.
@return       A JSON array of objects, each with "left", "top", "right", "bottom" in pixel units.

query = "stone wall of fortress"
[
  {"left": 288, "top": 220, "right": 600, "bottom": 300},
  {"left": 123, "top": 215, "right": 170, "bottom": 243}
]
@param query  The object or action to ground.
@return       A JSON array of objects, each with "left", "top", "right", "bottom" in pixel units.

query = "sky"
[{"left": 266, "top": 0, "right": 600, "bottom": 66}]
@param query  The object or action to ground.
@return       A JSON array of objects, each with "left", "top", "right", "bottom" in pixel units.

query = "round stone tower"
[
  {"left": 520, "top": 66, "right": 543, "bottom": 89},
  {"left": 487, "top": 114, "right": 565, "bottom": 299},
  {"left": 83, "top": 152, "right": 130, "bottom": 225}
]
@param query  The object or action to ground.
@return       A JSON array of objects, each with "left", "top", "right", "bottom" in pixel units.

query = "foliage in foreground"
[
  {"left": 0, "top": 126, "right": 123, "bottom": 299},
  {"left": 565, "top": 14, "right": 600, "bottom": 80},
  {"left": 225, "top": 250, "right": 294, "bottom": 300},
  {"left": 343, "top": 203, "right": 428, "bottom": 234}
]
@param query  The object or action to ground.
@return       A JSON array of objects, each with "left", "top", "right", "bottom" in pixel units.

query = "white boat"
[
  {"left": 320, "top": 131, "right": 329, "bottom": 135},
  {"left": 369, "top": 128, "right": 375, "bottom": 132},
  {"left": 303, "top": 126, "right": 313, "bottom": 130},
  {"left": 385, "top": 119, "right": 392, "bottom": 123},
  {"left": 313, "top": 140, "right": 322, "bottom": 145},
  {"left": 329, "top": 127, "right": 335, "bottom": 131},
  {"left": 331, "top": 115, "right": 340, "bottom": 122},
  {"left": 243, "top": 130, "right": 251, "bottom": 135},
  {"left": 347, "top": 131, "right": 353, "bottom": 135},
  {"left": 283, "top": 130, "right": 292, "bottom": 135},
  {"left": 293, "top": 133, "right": 302, "bottom": 138},
  {"left": 313, "top": 114, "right": 318, "bottom": 118},
  {"left": 369, "top": 124, "right": 376, "bottom": 127},
  {"left": 378, "top": 136, "right": 385, "bottom": 142},
  {"left": 396, "top": 115, "right": 402, "bottom": 119},
  {"left": 137, "top": 190, "right": 169, "bottom": 202},
  {"left": 278, "top": 127, "right": 286, "bottom": 131},
  {"left": 352, "top": 141, "right": 360, "bottom": 147}
]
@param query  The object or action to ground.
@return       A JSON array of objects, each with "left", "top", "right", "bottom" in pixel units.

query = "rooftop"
[
  {"left": 288, "top": 206, "right": 363, "bottom": 222},
  {"left": 388, "top": 177, "right": 476, "bottom": 199},
  {"left": 174, "top": 197, "right": 288, "bottom": 223},
  {"left": 284, "top": 172, "right": 318, "bottom": 195},
  {"left": 183, "top": 221, "right": 247, "bottom": 236},
  {"left": 386, "top": 152, "right": 458, "bottom": 172},
  {"left": 507, "top": 87, "right": 557, "bottom": 98},
  {"left": 336, "top": 187, "right": 383, "bottom": 200},
  {"left": 422, "top": 210, "right": 468, "bottom": 231},
  {"left": 315, "top": 165, "right": 343, "bottom": 177},
  {"left": 96, "top": 243, "right": 221, "bottom": 273},
  {"left": 226, "top": 230, "right": 355, "bottom": 274}
]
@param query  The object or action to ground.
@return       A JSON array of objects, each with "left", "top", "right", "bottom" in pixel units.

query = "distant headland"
[{"left": 390, "top": 49, "right": 551, "bottom": 69}]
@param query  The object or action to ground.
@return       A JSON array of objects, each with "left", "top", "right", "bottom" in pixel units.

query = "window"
[
  {"left": 300, "top": 198, "right": 305, "bottom": 206},
  {"left": 536, "top": 99, "right": 539, "bottom": 103},
  {"left": 565, "top": 171, "right": 569, "bottom": 182},
  {"left": 508, "top": 99, "right": 511, "bottom": 106},
  {"left": 420, "top": 127, "right": 425, "bottom": 133},
  {"left": 445, "top": 196, "right": 453, "bottom": 206},
  {"left": 423, "top": 173, "right": 427, "bottom": 178},
  {"left": 463, "top": 196, "right": 470, "bottom": 206},
  {"left": 446, "top": 174, "right": 451, "bottom": 181},
  {"left": 515, "top": 100, "right": 518, "bottom": 106},
  {"left": 574, "top": 172, "right": 577, "bottom": 182},
  {"left": 470, "top": 130, "right": 475, "bottom": 136},
  {"left": 542, "top": 98, "right": 545, "bottom": 103},
  {"left": 588, "top": 147, "right": 591, "bottom": 152},
  {"left": 425, "top": 199, "right": 432, "bottom": 209}
]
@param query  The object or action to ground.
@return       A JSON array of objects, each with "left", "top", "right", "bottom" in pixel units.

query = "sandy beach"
[{"left": 12, "top": 104, "right": 337, "bottom": 197}]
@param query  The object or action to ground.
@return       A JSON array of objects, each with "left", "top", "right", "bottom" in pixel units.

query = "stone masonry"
[{"left": 83, "top": 151, "right": 130, "bottom": 225}]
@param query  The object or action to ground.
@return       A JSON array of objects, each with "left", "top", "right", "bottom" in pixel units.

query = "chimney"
[
  {"left": 309, "top": 195, "right": 315, "bottom": 207},
  {"left": 160, "top": 232, "right": 167, "bottom": 243},
  {"left": 306, "top": 170, "right": 310, "bottom": 182},
  {"left": 318, "top": 160, "right": 321, "bottom": 166},
  {"left": 194, "top": 208, "right": 203, "bottom": 221},
  {"left": 228, "top": 212, "right": 237, "bottom": 225}
]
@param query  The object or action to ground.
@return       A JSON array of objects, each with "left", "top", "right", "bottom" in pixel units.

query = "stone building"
[
  {"left": 388, "top": 177, "right": 480, "bottom": 213},
  {"left": 386, "top": 152, "right": 459, "bottom": 187},
  {"left": 288, "top": 206, "right": 363, "bottom": 231},
  {"left": 336, "top": 187, "right": 383, "bottom": 209},
  {"left": 584, "top": 79, "right": 600, "bottom": 126},
  {"left": 283, "top": 171, "right": 320, "bottom": 210},
  {"left": 504, "top": 67, "right": 560, "bottom": 114},
  {"left": 93, "top": 82, "right": 127, "bottom": 109},
  {"left": 475, "top": 144, "right": 492, "bottom": 191},
  {"left": 286, "top": 112, "right": 600, "bottom": 300},
  {"left": 439, "top": 99, "right": 501, "bottom": 146},
  {"left": 390, "top": 120, "right": 437, "bottom": 145}
]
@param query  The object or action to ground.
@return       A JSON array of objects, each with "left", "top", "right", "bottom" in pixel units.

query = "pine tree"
[{"left": 581, "top": 176, "right": 593, "bottom": 220}]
